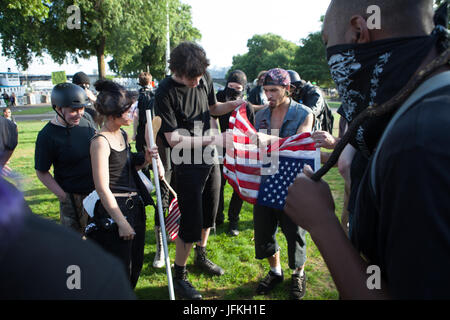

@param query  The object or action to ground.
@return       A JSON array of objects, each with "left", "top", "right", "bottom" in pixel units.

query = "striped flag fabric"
[
  {"left": 166, "top": 198, "right": 181, "bottom": 241},
  {"left": 223, "top": 104, "right": 320, "bottom": 209}
]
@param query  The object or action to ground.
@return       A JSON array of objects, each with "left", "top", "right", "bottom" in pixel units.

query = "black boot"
[
  {"left": 194, "top": 246, "right": 225, "bottom": 276},
  {"left": 173, "top": 264, "right": 202, "bottom": 300}
]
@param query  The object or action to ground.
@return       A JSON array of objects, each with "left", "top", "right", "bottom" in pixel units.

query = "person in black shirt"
[
  {"left": 0, "top": 177, "right": 136, "bottom": 300},
  {"left": 72, "top": 71, "right": 100, "bottom": 128},
  {"left": 132, "top": 71, "right": 167, "bottom": 269},
  {"left": 285, "top": 0, "right": 450, "bottom": 299},
  {"left": 214, "top": 70, "right": 254, "bottom": 236},
  {"left": 87, "top": 79, "right": 161, "bottom": 289},
  {"left": 35, "top": 83, "right": 96, "bottom": 234},
  {"left": 155, "top": 42, "right": 245, "bottom": 300},
  {"left": 288, "top": 69, "right": 334, "bottom": 134},
  {"left": 248, "top": 71, "right": 268, "bottom": 106},
  {"left": 0, "top": 115, "right": 18, "bottom": 176}
]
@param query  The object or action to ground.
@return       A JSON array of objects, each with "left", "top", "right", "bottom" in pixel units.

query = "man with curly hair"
[{"left": 155, "top": 42, "right": 245, "bottom": 299}]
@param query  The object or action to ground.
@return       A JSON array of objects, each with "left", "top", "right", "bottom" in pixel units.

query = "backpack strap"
[{"left": 370, "top": 71, "right": 450, "bottom": 197}]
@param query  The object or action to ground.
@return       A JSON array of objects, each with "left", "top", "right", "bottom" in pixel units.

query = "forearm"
[
  {"left": 310, "top": 218, "right": 389, "bottom": 299},
  {"left": 166, "top": 132, "right": 219, "bottom": 149},
  {"left": 36, "top": 171, "right": 66, "bottom": 199},
  {"left": 210, "top": 100, "right": 243, "bottom": 116}
]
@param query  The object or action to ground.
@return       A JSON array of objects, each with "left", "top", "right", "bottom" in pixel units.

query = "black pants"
[
  {"left": 217, "top": 164, "right": 243, "bottom": 224},
  {"left": 175, "top": 164, "right": 221, "bottom": 243},
  {"left": 88, "top": 196, "right": 146, "bottom": 289}
]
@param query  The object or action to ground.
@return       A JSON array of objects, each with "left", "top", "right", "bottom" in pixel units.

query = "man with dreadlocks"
[
  {"left": 285, "top": 0, "right": 450, "bottom": 299},
  {"left": 35, "top": 83, "right": 96, "bottom": 235}
]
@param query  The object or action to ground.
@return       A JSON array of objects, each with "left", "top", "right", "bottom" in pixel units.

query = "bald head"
[{"left": 324, "top": 0, "right": 435, "bottom": 47}]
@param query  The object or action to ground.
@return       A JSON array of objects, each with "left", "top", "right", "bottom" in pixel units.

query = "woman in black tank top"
[{"left": 86, "top": 80, "right": 163, "bottom": 288}]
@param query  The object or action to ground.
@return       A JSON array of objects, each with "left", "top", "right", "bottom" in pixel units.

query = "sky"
[{"left": 0, "top": 0, "right": 331, "bottom": 75}]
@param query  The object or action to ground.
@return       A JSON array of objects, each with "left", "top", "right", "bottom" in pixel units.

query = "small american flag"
[
  {"left": 223, "top": 104, "right": 320, "bottom": 209},
  {"left": 166, "top": 198, "right": 181, "bottom": 241}
]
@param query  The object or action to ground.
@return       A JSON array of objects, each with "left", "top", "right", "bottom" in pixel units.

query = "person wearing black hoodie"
[{"left": 214, "top": 70, "right": 255, "bottom": 236}]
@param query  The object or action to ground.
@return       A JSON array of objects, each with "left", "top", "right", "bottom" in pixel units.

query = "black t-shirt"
[
  {"left": 0, "top": 179, "right": 135, "bottom": 300},
  {"left": 351, "top": 86, "right": 450, "bottom": 299},
  {"left": 35, "top": 118, "right": 96, "bottom": 194},
  {"left": 154, "top": 72, "right": 217, "bottom": 166}
]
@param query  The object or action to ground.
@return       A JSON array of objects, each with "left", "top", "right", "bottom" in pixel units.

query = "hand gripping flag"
[{"left": 223, "top": 104, "right": 320, "bottom": 210}]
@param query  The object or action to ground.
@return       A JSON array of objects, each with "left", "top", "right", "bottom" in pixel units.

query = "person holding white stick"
[{"left": 86, "top": 79, "right": 163, "bottom": 289}]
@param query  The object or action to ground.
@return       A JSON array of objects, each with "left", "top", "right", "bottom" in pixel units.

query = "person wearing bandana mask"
[
  {"left": 285, "top": 0, "right": 450, "bottom": 299},
  {"left": 214, "top": 70, "right": 255, "bottom": 235}
]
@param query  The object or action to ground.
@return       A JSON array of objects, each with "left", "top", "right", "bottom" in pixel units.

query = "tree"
[
  {"left": 108, "top": 0, "right": 201, "bottom": 79},
  {"left": 229, "top": 33, "right": 297, "bottom": 82},
  {"left": 0, "top": 1, "right": 50, "bottom": 69},
  {"left": 293, "top": 32, "right": 333, "bottom": 87},
  {"left": 0, "top": 0, "right": 200, "bottom": 79}
]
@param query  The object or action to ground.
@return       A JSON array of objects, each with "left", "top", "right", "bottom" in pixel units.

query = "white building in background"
[{"left": 0, "top": 71, "right": 26, "bottom": 107}]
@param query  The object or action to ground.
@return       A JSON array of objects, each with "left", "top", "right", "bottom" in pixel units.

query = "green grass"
[
  {"left": 328, "top": 101, "right": 341, "bottom": 109},
  {"left": 8, "top": 114, "right": 344, "bottom": 300},
  {"left": 7, "top": 106, "right": 53, "bottom": 115}
]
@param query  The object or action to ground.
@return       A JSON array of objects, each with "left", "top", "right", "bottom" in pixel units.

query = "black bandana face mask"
[
  {"left": 225, "top": 86, "right": 243, "bottom": 101},
  {"left": 326, "top": 35, "right": 438, "bottom": 156}
]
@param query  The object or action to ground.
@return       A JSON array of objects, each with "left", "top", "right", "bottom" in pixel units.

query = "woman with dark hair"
[{"left": 86, "top": 79, "right": 163, "bottom": 288}]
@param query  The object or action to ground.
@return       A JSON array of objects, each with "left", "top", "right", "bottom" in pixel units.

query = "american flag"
[
  {"left": 166, "top": 198, "right": 181, "bottom": 241},
  {"left": 223, "top": 104, "right": 320, "bottom": 209}
]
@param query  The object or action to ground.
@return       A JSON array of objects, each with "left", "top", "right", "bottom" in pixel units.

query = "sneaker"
[
  {"left": 194, "top": 246, "right": 225, "bottom": 276},
  {"left": 173, "top": 277, "right": 202, "bottom": 300},
  {"left": 290, "top": 272, "right": 306, "bottom": 300},
  {"left": 256, "top": 270, "right": 284, "bottom": 295}
]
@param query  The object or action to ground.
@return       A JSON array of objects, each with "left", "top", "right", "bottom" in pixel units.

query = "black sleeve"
[
  {"left": 373, "top": 97, "right": 450, "bottom": 299},
  {"left": 34, "top": 128, "right": 54, "bottom": 172},
  {"left": 154, "top": 89, "right": 178, "bottom": 135},
  {"left": 0, "top": 118, "right": 18, "bottom": 152},
  {"left": 302, "top": 88, "right": 323, "bottom": 118},
  {"left": 131, "top": 152, "right": 146, "bottom": 167},
  {"left": 204, "top": 72, "right": 217, "bottom": 107}
]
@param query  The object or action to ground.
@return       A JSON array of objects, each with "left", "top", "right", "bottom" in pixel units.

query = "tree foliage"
[
  {"left": 229, "top": 33, "right": 297, "bottom": 82},
  {"left": 109, "top": 0, "right": 201, "bottom": 79},
  {"left": 0, "top": 0, "right": 200, "bottom": 79},
  {"left": 229, "top": 32, "right": 332, "bottom": 86},
  {"left": 293, "top": 32, "right": 333, "bottom": 87}
]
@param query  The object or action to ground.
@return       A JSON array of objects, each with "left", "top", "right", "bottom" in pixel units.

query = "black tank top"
[{"left": 93, "top": 130, "right": 138, "bottom": 193}]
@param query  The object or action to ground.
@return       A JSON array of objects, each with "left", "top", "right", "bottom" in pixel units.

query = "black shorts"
[{"left": 175, "top": 164, "right": 221, "bottom": 243}]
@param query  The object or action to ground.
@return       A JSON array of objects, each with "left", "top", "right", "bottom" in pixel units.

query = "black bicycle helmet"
[
  {"left": 287, "top": 70, "right": 302, "bottom": 84},
  {"left": 51, "top": 83, "right": 90, "bottom": 110},
  {"left": 72, "top": 72, "right": 91, "bottom": 86}
]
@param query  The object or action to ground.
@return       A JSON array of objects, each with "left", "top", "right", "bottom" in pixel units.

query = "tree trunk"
[{"left": 96, "top": 37, "right": 106, "bottom": 79}]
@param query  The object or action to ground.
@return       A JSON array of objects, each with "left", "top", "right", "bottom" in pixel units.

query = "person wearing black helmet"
[
  {"left": 35, "top": 83, "right": 96, "bottom": 235},
  {"left": 72, "top": 71, "right": 100, "bottom": 128},
  {"left": 287, "top": 70, "right": 334, "bottom": 134}
]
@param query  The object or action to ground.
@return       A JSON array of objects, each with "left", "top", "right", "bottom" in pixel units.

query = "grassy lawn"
[
  {"left": 7, "top": 112, "right": 344, "bottom": 300},
  {"left": 7, "top": 106, "right": 53, "bottom": 115}
]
